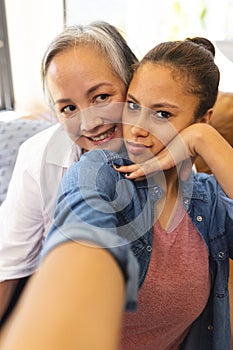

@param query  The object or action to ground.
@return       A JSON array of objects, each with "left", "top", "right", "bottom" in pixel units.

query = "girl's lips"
[
  {"left": 86, "top": 126, "right": 117, "bottom": 145},
  {"left": 126, "top": 140, "right": 150, "bottom": 155}
]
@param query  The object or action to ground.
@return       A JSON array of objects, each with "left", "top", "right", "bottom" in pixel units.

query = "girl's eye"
[
  {"left": 127, "top": 101, "right": 141, "bottom": 111},
  {"left": 95, "top": 94, "right": 110, "bottom": 103},
  {"left": 154, "top": 110, "right": 171, "bottom": 119}
]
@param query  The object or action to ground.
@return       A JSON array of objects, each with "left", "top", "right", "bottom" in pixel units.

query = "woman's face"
[
  {"left": 46, "top": 45, "right": 126, "bottom": 152},
  {"left": 123, "top": 63, "right": 200, "bottom": 163}
]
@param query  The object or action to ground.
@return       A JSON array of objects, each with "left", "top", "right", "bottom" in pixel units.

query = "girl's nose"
[
  {"left": 130, "top": 109, "right": 150, "bottom": 137},
  {"left": 130, "top": 124, "right": 149, "bottom": 137},
  {"left": 124, "top": 105, "right": 150, "bottom": 138}
]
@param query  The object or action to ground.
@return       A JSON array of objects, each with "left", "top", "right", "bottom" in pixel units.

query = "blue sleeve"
[
  {"left": 219, "top": 189, "right": 233, "bottom": 259},
  {"left": 220, "top": 190, "right": 233, "bottom": 221},
  {"left": 42, "top": 150, "right": 139, "bottom": 311}
]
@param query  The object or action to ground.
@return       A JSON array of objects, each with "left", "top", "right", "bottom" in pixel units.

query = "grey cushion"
[{"left": 0, "top": 119, "right": 51, "bottom": 205}]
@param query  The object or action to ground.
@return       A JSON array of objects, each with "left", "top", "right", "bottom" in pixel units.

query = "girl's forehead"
[
  {"left": 129, "top": 63, "right": 190, "bottom": 96},
  {"left": 127, "top": 63, "right": 199, "bottom": 115},
  {"left": 129, "top": 64, "right": 177, "bottom": 91}
]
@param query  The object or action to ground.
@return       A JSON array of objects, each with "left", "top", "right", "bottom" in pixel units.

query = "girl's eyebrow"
[
  {"left": 127, "top": 93, "right": 179, "bottom": 110},
  {"left": 127, "top": 93, "right": 139, "bottom": 104},
  {"left": 151, "top": 102, "right": 179, "bottom": 110}
]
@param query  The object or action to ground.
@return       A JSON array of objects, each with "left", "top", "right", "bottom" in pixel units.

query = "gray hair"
[{"left": 41, "top": 21, "right": 138, "bottom": 105}]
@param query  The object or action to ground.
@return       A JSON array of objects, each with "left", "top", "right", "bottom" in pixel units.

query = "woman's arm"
[
  {"left": 0, "top": 144, "right": 45, "bottom": 319},
  {"left": 0, "top": 241, "right": 125, "bottom": 350},
  {"left": 0, "top": 142, "right": 45, "bottom": 281}
]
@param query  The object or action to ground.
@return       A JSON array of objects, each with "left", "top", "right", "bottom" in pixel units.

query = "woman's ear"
[
  {"left": 199, "top": 108, "right": 213, "bottom": 124},
  {"left": 57, "top": 115, "right": 65, "bottom": 125}
]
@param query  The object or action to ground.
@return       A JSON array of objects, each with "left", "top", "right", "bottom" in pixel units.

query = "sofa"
[{"left": 0, "top": 116, "right": 54, "bottom": 205}]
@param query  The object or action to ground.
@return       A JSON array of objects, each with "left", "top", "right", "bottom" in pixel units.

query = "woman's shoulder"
[
  {"left": 19, "top": 123, "right": 65, "bottom": 150},
  {"left": 18, "top": 124, "right": 75, "bottom": 168}
]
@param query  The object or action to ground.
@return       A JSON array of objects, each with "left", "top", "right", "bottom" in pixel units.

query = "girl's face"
[
  {"left": 46, "top": 46, "right": 126, "bottom": 152},
  {"left": 123, "top": 63, "right": 201, "bottom": 163}
]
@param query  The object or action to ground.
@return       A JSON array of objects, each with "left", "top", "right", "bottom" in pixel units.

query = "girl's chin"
[{"left": 128, "top": 151, "right": 154, "bottom": 164}]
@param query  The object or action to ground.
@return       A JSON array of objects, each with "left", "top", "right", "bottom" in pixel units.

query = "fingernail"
[{"left": 113, "top": 163, "right": 121, "bottom": 169}]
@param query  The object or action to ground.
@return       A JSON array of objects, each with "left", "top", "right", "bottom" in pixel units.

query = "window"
[
  {"left": 0, "top": 0, "right": 14, "bottom": 110},
  {"left": 65, "top": 0, "right": 233, "bottom": 91}
]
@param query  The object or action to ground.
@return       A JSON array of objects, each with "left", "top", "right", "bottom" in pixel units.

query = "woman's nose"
[{"left": 80, "top": 108, "right": 104, "bottom": 133}]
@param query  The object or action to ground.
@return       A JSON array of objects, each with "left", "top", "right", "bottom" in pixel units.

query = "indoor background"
[{"left": 1, "top": 0, "right": 233, "bottom": 117}]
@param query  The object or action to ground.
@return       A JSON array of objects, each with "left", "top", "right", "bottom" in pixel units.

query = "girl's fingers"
[
  {"left": 113, "top": 163, "right": 146, "bottom": 179},
  {"left": 125, "top": 169, "right": 146, "bottom": 180},
  {"left": 113, "top": 164, "right": 140, "bottom": 173}
]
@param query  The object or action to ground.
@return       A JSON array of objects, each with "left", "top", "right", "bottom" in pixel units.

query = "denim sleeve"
[
  {"left": 219, "top": 188, "right": 233, "bottom": 259},
  {"left": 42, "top": 150, "right": 139, "bottom": 311},
  {"left": 220, "top": 189, "right": 233, "bottom": 220}
]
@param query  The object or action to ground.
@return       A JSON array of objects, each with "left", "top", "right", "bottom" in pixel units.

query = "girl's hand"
[
  {"left": 114, "top": 155, "right": 194, "bottom": 182},
  {"left": 115, "top": 123, "right": 233, "bottom": 198},
  {"left": 114, "top": 125, "right": 198, "bottom": 181}
]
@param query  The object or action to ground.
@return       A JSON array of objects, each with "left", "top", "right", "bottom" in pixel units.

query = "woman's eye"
[
  {"left": 127, "top": 101, "right": 140, "bottom": 111},
  {"left": 95, "top": 94, "right": 110, "bottom": 103},
  {"left": 60, "top": 105, "right": 77, "bottom": 118}
]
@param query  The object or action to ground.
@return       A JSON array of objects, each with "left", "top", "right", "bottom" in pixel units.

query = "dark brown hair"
[{"left": 136, "top": 37, "right": 220, "bottom": 119}]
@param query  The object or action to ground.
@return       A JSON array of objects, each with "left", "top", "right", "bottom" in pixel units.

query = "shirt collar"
[{"left": 44, "top": 124, "right": 82, "bottom": 168}]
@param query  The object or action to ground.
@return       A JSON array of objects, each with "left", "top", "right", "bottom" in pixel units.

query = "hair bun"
[{"left": 186, "top": 37, "right": 215, "bottom": 57}]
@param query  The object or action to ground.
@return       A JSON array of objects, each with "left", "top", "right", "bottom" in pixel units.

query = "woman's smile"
[{"left": 85, "top": 125, "right": 118, "bottom": 145}]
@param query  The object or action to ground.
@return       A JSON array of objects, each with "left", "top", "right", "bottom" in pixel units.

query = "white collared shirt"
[{"left": 0, "top": 123, "right": 81, "bottom": 281}]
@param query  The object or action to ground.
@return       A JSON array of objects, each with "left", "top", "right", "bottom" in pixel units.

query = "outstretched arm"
[{"left": 0, "top": 241, "right": 125, "bottom": 350}]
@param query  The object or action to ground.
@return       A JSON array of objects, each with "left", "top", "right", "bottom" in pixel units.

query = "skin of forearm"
[
  {"left": 192, "top": 124, "right": 233, "bottom": 198},
  {"left": 0, "top": 241, "right": 125, "bottom": 350},
  {"left": 0, "top": 279, "right": 19, "bottom": 321}
]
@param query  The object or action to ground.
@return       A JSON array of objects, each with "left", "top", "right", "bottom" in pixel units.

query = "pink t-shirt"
[{"left": 121, "top": 206, "right": 211, "bottom": 350}]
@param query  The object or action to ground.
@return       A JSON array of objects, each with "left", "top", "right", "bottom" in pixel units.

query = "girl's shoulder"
[{"left": 62, "top": 149, "right": 125, "bottom": 189}]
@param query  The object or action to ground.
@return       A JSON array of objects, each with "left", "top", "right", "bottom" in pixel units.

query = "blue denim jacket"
[{"left": 43, "top": 149, "right": 233, "bottom": 350}]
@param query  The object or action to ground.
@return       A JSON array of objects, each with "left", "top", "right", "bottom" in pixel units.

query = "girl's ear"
[{"left": 199, "top": 108, "right": 213, "bottom": 124}]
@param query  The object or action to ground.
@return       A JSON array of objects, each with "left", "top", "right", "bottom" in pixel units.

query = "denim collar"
[{"left": 100, "top": 149, "right": 209, "bottom": 205}]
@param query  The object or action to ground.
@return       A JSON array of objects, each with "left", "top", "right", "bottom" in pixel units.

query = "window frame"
[{"left": 0, "top": 0, "right": 14, "bottom": 111}]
